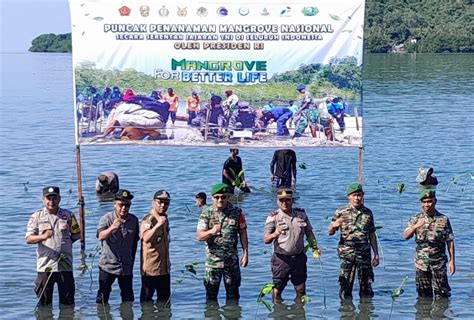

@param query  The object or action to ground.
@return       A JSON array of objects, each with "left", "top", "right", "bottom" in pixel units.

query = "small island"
[{"left": 29, "top": 0, "right": 474, "bottom": 53}]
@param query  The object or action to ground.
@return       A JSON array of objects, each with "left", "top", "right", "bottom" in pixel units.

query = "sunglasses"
[{"left": 213, "top": 195, "right": 228, "bottom": 200}]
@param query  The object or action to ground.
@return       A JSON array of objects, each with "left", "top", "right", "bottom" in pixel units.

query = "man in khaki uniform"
[
  {"left": 264, "top": 188, "right": 320, "bottom": 303},
  {"left": 26, "top": 186, "right": 81, "bottom": 305},
  {"left": 140, "top": 190, "right": 172, "bottom": 303}
]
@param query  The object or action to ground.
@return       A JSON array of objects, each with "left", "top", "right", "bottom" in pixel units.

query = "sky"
[{"left": 0, "top": 0, "right": 70, "bottom": 52}]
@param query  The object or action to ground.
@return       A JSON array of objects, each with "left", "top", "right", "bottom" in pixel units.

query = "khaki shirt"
[
  {"left": 140, "top": 213, "right": 170, "bottom": 276},
  {"left": 25, "top": 208, "right": 80, "bottom": 272},
  {"left": 264, "top": 207, "right": 313, "bottom": 256}
]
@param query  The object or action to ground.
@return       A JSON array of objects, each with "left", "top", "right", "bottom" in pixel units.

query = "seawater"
[{"left": 0, "top": 53, "right": 472, "bottom": 319}]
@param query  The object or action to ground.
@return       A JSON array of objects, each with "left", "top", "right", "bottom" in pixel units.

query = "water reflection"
[
  {"left": 203, "top": 301, "right": 242, "bottom": 320},
  {"left": 339, "top": 297, "right": 375, "bottom": 320},
  {"left": 35, "top": 304, "right": 76, "bottom": 320},
  {"left": 268, "top": 301, "right": 307, "bottom": 319},
  {"left": 139, "top": 301, "right": 172, "bottom": 319},
  {"left": 415, "top": 297, "right": 450, "bottom": 320}
]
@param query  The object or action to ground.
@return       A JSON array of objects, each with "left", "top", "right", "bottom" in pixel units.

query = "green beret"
[
  {"left": 419, "top": 189, "right": 436, "bottom": 200},
  {"left": 346, "top": 183, "right": 363, "bottom": 195},
  {"left": 211, "top": 183, "right": 230, "bottom": 195}
]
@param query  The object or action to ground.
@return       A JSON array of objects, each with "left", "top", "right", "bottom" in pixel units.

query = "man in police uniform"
[
  {"left": 403, "top": 189, "right": 455, "bottom": 298},
  {"left": 96, "top": 189, "right": 139, "bottom": 304},
  {"left": 264, "top": 188, "right": 320, "bottom": 303},
  {"left": 140, "top": 190, "right": 171, "bottom": 303},
  {"left": 26, "top": 186, "right": 81, "bottom": 305},
  {"left": 328, "top": 183, "right": 379, "bottom": 299},
  {"left": 196, "top": 183, "right": 249, "bottom": 303}
]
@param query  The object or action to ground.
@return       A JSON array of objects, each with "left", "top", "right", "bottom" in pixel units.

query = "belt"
[{"left": 275, "top": 252, "right": 303, "bottom": 259}]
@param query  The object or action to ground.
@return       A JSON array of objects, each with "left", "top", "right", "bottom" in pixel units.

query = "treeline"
[
  {"left": 29, "top": 33, "right": 71, "bottom": 53},
  {"left": 365, "top": 0, "right": 474, "bottom": 53},
  {"left": 30, "top": 0, "right": 474, "bottom": 53}
]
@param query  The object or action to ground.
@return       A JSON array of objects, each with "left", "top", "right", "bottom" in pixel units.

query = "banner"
[{"left": 70, "top": 0, "right": 365, "bottom": 147}]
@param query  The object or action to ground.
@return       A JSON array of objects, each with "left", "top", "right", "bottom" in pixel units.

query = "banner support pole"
[
  {"left": 75, "top": 145, "right": 86, "bottom": 266},
  {"left": 358, "top": 145, "right": 363, "bottom": 184}
]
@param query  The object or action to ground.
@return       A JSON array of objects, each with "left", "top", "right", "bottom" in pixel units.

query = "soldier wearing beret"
[
  {"left": 328, "top": 183, "right": 379, "bottom": 299},
  {"left": 140, "top": 190, "right": 172, "bottom": 303},
  {"left": 196, "top": 183, "right": 249, "bottom": 303},
  {"left": 25, "top": 186, "right": 81, "bottom": 305},
  {"left": 403, "top": 190, "right": 455, "bottom": 298},
  {"left": 96, "top": 189, "right": 139, "bottom": 304},
  {"left": 264, "top": 188, "right": 320, "bottom": 303}
]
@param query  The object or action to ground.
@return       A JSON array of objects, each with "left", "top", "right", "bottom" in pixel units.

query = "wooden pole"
[
  {"left": 75, "top": 145, "right": 86, "bottom": 264},
  {"left": 358, "top": 145, "right": 364, "bottom": 184}
]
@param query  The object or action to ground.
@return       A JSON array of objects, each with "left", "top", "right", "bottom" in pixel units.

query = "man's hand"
[
  {"left": 211, "top": 224, "right": 221, "bottom": 235},
  {"left": 155, "top": 216, "right": 167, "bottom": 227},
  {"left": 372, "top": 254, "right": 380, "bottom": 267},
  {"left": 274, "top": 227, "right": 283, "bottom": 238},
  {"left": 449, "top": 260, "right": 456, "bottom": 275},
  {"left": 332, "top": 218, "right": 342, "bottom": 229},
  {"left": 110, "top": 218, "right": 123, "bottom": 231},
  {"left": 413, "top": 218, "right": 425, "bottom": 229},
  {"left": 312, "top": 248, "right": 321, "bottom": 259},
  {"left": 42, "top": 229, "right": 54, "bottom": 241},
  {"left": 240, "top": 253, "right": 249, "bottom": 267}
]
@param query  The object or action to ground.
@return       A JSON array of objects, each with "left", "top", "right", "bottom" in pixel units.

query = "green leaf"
[
  {"left": 261, "top": 300, "right": 272, "bottom": 312},
  {"left": 260, "top": 283, "right": 275, "bottom": 295},
  {"left": 470, "top": 173, "right": 474, "bottom": 180},
  {"left": 45, "top": 267, "right": 53, "bottom": 273},
  {"left": 391, "top": 276, "right": 408, "bottom": 300},
  {"left": 329, "top": 14, "right": 341, "bottom": 20},
  {"left": 185, "top": 264, "right": 197, "bottom": 275},
  {"left": 375, "top": 223, "right": 383, "bottom": 230},
  {"left": 396, "top": 183, "right": 406, "bottom": 194},
  {"left": 301, "top": 295, "right": 312, "bottom": 303},
  {"left": 298, "top": 162, "right": 307, "bottom": 170}
]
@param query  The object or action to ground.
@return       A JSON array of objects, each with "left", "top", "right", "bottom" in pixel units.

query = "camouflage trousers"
[
  {"left": 204, "top": 263, "right": 241, "bottom": 302},
  {"left": 339, "top": 256, "right": 374, "bottom": 299},
  {"left": 416, "top": 266, "right": 451, "bottom": 298},
  {"left": 294, "top": 109, "right": 319, "bottom": 136}
]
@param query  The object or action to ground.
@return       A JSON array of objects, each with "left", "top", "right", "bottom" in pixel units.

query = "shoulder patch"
[{"left": 269, "top": 210, "right": 279, "bottom": 217}]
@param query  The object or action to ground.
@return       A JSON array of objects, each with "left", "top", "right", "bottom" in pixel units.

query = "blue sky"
[{"left": 0, "top": 0, "right": 70, "bottom": 52}]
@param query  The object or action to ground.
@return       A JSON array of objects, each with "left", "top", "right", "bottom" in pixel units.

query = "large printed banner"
[{"left": 70, "top": 0, "right": 365, "bottom": 147}]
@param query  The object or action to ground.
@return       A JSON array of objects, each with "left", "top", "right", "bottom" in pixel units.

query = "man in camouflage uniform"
[
  {"left": 403, "top": 189, "right": 455, "bottom": 298},
  {"left": 196, "top": 183, "right": 249, "bottom": 303},
  {"left": 328, "top": 183, "right": 379, "bottom": 299},
  {"left": 293, "top": 84, "right": 319, "bottom": 138},
  {"left": 264, "top": 188, "right": 320, "bottom": 303}
]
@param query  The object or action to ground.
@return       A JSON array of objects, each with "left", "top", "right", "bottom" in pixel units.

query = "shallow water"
[{"left": 0, "top": 53, "right": 473, "bottom": 319}]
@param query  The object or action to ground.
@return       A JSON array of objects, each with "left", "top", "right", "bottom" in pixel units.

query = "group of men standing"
[{"left": 26, "top": 174, "right": 455, "bottom": 307}]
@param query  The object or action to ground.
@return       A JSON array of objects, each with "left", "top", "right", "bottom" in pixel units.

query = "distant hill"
[{"left": 29, "top": 0, "right": 474, "bottom": 53}]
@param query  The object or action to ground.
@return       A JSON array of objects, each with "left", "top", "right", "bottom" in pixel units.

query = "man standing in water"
[
  {"left": 403, "top": 189, "right": 455, "bottom": 298},
  {"left": 26, "top": 186, "right": 81, "bottom": 306},
  {"left": 264, "top": 188, "right": 320, "bottom": 303},
  {"left": 270, "top": 149, "right": 297, "bottom": 188},
  {"left": 196, "top": 183, "right": 249, "bottom": 303},
  {"left": 222, "top": 148, "right": 250, "bottom": 194},
  {"left": 140, "top": 190, "right": 172, "bottom": 303},
  {"left": 328, "top": 183, "right": 379, "bottom": 299},
  {"left": 96, "top": 189, "right": 139, "bottom": 304}
]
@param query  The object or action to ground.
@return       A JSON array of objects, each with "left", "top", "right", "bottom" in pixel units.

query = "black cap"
[
  {"left": 276, "top": 188, "right": 294, "bottom": 199},
  {"left": 43, "top": 186, "right": 60, "bottom": 197},
  {"left": 154, "top": 190, "right": 170, "bottom": 200},
  {"left": 195, "top": 192, "right": 206, "bottom": 199},
  {"left": 114, "top": 189, "right": 134, "bottom": 202}
]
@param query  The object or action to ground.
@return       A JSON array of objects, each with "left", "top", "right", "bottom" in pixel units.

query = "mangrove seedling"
[
  {"left": 445, "top": 176, "right": 461, "bottom": 193},
  {"left": 23, "top": 181, "right": 29, "bottom": 192},
  {"left": 256, "top": 283, "right": 275, "bottom": 317},
  {"left": 298, "top": 162, "right": 307, "bottom": 170},
  {"left": 165, "top": 261, "right": 201, "bottom": 307},
  {"left": 389, "top": 276, "right": 408, "bottom": 319},
  {"left": 304, "top": 239, "right": 326, "bottom": 308},
  {"left": 301, "top": 295, "right": 312, "bottom": 303},
  {"left": 396, "top": 183, "right": 406, "bottom": 227}
]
